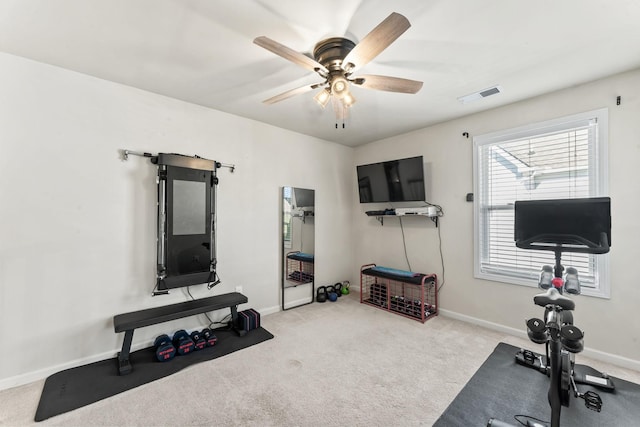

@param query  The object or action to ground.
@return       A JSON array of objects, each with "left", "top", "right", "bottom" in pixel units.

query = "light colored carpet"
[{"left": 2, "top": 294, "right": 639, "bottom": 426}]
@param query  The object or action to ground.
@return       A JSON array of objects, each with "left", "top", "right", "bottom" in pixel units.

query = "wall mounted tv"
[
  {"left": 293, "top": 188, "right": 315, "bottom": 208},
  {"left": 357, "top": 156, "right": 426, "bottom": 203}
]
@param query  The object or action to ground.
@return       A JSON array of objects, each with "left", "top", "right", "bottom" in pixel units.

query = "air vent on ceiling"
[{"left": 457, "top": 85, "right": 503, "bottom": 104}]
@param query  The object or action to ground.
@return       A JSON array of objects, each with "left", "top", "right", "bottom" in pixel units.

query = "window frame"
[
  {"left": 473, "top": 108, "right": 610, "bottom": 298},
  {"left": 283, "top": 186, "right": 293, "bottom": 249}
]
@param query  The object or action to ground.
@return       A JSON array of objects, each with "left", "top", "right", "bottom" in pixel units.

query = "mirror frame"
[{"left": 281, "top": 186, "right": 315, "bottom": 310}]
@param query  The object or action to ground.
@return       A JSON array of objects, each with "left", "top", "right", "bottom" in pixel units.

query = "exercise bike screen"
[{"left": 514, "top": 197, "right": 611, "bottom": 248}]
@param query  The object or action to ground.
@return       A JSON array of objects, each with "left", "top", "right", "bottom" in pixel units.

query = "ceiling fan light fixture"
[
  {"left": 331, "top": 76, "right": 350, "bottom": 99},
  {"left": 314, "top": 89, "right": 331, "bottom": 108},
  {"left": 342, "top": 92, "right": 356, "bottom": 107}
]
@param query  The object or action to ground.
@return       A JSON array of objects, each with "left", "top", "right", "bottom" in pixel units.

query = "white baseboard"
[
  {"left": 577, "top": 345, "right": 640, "bottom": 373},
  {"left": 259, "top": 304, "right": 282, "bottom": 316},
  {"left": 439, "top": 308, "right": 640, "bottom": 372},
  {"left": 0, "top": 346, "right": 124, "bottom": 391},
  {"left": 439, "top": 308, "right": 528, "bottom": 339}
]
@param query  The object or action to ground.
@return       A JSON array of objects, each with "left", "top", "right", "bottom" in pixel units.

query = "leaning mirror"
[{"left": 281, "top": 187, "right": 315, "bottom": 310}]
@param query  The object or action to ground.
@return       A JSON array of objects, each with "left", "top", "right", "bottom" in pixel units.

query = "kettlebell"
[
  {"left": 341, "top": 281, "right": 350, "bottom": 295},
  {"left": 333, "top": 282, "right": 343, "bottom": 297},
  {"left": 316, "top": 286, "right": 327, "bottom": 303},
  {"left": 326, "top": 284, "right": 338, "bottom": 302}
]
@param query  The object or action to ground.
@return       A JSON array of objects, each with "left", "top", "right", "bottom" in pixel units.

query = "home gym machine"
[{"left": 488, "top": 197, "right": 614, "bottom": 427}]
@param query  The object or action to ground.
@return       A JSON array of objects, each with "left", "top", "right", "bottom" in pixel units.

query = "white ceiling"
[{"left": 1, "top": 0, "right": 639, "bottom": 147}]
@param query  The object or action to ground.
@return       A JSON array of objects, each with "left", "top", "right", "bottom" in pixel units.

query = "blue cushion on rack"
[
  {"left": 287, "top": 252, "right": 314, "bottom": 262},
  {"left": 370, "top": 266, "right": 418, "bottom": 278}
]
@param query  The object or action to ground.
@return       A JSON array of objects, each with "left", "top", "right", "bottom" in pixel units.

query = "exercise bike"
[{"left": 488, "top": 197, "right": 614, "bottom": 427}]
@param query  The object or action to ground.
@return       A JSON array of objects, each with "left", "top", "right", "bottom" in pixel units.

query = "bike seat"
[{"left": 534, "top": 287, "right": 575, "bottom": 311}]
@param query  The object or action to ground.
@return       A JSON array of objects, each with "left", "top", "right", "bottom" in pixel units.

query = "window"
[
  {"left": 473, "top": 109, "right": 609, "bottom": 297},
  {"left": 283, "top": 186, "right": 293, "bottom": 248}
]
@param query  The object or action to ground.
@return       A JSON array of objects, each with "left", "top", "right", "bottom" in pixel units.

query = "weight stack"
[{"left": 237, "top": 308, "right": 261, "bottom": 332}]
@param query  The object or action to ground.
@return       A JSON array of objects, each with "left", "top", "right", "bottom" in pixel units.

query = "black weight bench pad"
[
  {"left": 114, "top": 292, "right": 248, "bottom": 332},
  {"left": 35, "top": 326, "right": 274, "bottom": 422}
]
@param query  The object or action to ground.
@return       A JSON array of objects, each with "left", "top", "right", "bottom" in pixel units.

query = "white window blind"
[
  {"left": 473, "top": 109, "right": 609, "bottom": 297},
  {"left": 283, "top": 187, "right": 293, "bottom": 248}
]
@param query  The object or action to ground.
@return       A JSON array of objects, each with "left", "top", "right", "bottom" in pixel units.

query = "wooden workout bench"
[{"left": 113, "top": 292, "right": 248, "bottom": 375}]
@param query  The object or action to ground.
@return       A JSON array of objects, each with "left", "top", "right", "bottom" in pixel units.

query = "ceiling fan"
[{"left": 253, "top": 12, "right": 423, "bottom": 122}]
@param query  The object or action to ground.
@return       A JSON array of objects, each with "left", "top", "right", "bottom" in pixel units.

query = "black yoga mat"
[
  {"left": 434, "top": 342, "right": 640, "bottom": 427},
  {"left": 35, "top": 327, "right": 274, "bottom": 422}
]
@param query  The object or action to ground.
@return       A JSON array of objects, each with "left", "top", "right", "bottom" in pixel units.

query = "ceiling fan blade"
[
  {"left": 262, "top": 83, "right": 324, "bottom": 105},
  {"left": 353, "top": 75, "right": 423, "bottom": 94},
  {"left": 254, "top": 36, "right": 328, "bottom": 74},
  {"left": 343, "top": 12, "right": 411, "bottom": 72}
]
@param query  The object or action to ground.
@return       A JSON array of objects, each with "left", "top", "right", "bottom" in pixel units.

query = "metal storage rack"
[
  {"left": 285, "top": 251, "right": 314, "bottom": 285},
  {"left": 360, "top": 264, "right": 437, "bottom": 323}
]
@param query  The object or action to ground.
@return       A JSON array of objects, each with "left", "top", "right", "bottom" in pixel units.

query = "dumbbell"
[
  {"left": 154, "top": 334, "right": 176, "bottom": 362},
  {"left": 201, "top": 328, "right": 218, "bottom": 347},
  {"left": 412, "top": 299, "right": 423, "bottom": 317},
  {"left": 172, "top": 329, "right": 195, "bottom": 355},
  {"left": 564, "top": 267, "right": 581, "bottom": 295},
  {"left": 190, "top": 330, "right": 207, "bottom": 350},
  {"left": 538, "top": 265, "right": 553, "bottom": 289}
]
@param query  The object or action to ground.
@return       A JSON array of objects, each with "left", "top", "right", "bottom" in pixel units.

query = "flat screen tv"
[
  {"left": 357, "top": 156, "right": 425, "bottom": 203},
  {"left": 293, "top": 188, "right": 314, "bottom": 208}
]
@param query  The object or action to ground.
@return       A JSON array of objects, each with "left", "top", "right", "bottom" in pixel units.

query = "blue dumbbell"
[
  {"left": 154, "top": 334, "right": 176, "bottom": 362},
  {"left": 190, "top": 330, "right": 207, "bottom": 350},
  {"left": 201, "top": 328, "right": 218, "bottom": 347},
  {"left": 172, "top": 330, "right": 195, "bottom": 355}
]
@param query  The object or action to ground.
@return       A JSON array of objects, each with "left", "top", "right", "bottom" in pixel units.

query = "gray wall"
[
  {"left": 0, "top": 53, "right": 354, "bottom": 388},
  {"left": 353, "top": 68, "right": 640, "bottom": 367}
]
